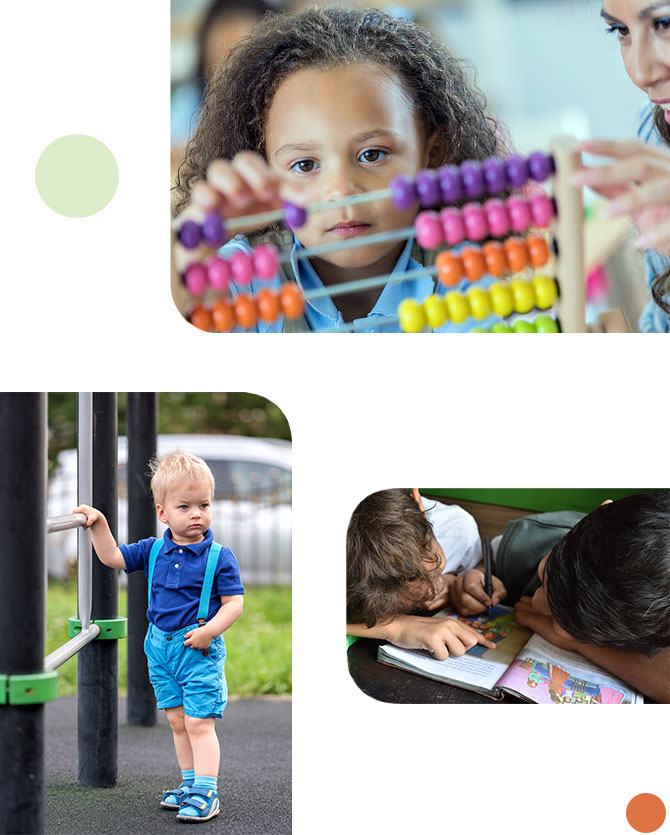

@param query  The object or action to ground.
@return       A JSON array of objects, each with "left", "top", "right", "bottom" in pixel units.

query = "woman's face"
[{"left": 602, "top": 1, "right": 670, "bottom": 122}]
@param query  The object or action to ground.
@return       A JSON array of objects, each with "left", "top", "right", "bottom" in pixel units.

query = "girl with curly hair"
[{"left": 174, "top": 5, "right": 502, "bottom": 332}]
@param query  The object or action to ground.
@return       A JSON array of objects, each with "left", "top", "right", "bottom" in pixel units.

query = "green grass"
[{"left": 46, "top": 580, "right": 291, "bottom": 698}]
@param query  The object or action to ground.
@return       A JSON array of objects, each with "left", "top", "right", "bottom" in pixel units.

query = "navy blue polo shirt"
[{"left": 120, "top": 528, "right": 245, "bottom": 632}]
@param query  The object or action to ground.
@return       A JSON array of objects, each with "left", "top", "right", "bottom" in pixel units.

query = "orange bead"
[
  {"left": 189, "top": 305, "right": 213, "bottom": 332},
  {"left": 211, "top": 298, "right": 234, "bottom": 333},
  {"left": 435, "top": 250, "right": 463, "bottom": 287},
  {"left": 280, "top": 284, "right": 305, "bottom": 319},
  {"left": 503, "top": 236, "right": 529, "bottom": 273},
  {"left": 526, "top": 234, "right": 550, "bottom": 268},
  {"left": 234, "top": 294, "right": 257, "bottom": 329},
  {"left": 482, "top": 241, "right": 508, "bottom": 277},
  {"left": 256, "top": 288, "right": 282, "bottom": 323},
  {"left": 460, "top": 246, "right": 486, "bottom": 282}
]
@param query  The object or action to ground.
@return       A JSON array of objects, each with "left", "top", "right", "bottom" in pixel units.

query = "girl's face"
[
  {"left": 602, "top": 1, "right": 670, "bottom": 122},
  {"left": 265, "top": 62, "right": 430, "bottom": 277}
]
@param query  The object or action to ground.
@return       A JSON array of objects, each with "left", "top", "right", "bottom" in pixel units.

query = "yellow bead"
[
  {"left": 489, "top": 282, "right": 514, "bottom": 319},
  {"left": 532, "top": 274, "right": 558, "bottom": 310},
  {"left": 423, "top": 294, "right": 448, "bottom": 329},
  {"left": 397, "top": 298, "right": 427, "bottom": 333},
  {"left": 445, "top": 291, "right": 470, "bottom": 324},
  {"left": 466, "top": 286, "right": 492, "bottom": 321},
  {"left": 510, "top": 278, "right": 536, "bottom": 314}
]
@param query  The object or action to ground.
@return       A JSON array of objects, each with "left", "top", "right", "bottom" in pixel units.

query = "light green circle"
[{"left": 35, "top": 134, "right": 118, "bottom": 218}]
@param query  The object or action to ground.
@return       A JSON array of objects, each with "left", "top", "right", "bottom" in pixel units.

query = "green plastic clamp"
[
  {"left": 0, "top": 671, "right": 59, "bottom": 705},
  {"left": 68, "top": 616, "right": 128, "bottom": 640}
]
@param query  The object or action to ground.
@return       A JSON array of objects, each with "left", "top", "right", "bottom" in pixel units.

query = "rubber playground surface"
[{"left": 44, "top": 696, "right": 291, "bottom": 835}]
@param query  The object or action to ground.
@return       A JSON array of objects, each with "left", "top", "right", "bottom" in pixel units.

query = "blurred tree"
[{"left": 47, "top": 392, "right": 290, "bottom": 475}]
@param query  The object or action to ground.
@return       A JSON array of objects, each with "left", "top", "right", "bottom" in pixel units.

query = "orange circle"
[
  {"left": 460, "top": 246, "right": 486, "bottom": 282},
  {"left": 435, "top": 250, "right": 463, "bottom": 286},
  {"left": 280, "top": 284, "right": 305, "bottom": 319},
  {"left": 189, "top": 305, "right": 213, "bottom": 332},
  {"left": 233, "top": 294, "right": 257, "bottom": 329},
  {"left": 626, "top": 794, "right": 666, "bottom": 833},
  {"left": 256, "top": 288, "right": 282, "bottom": 323},
  {"left": 211, "top": 298, "right": 234, "bottom": 333}
]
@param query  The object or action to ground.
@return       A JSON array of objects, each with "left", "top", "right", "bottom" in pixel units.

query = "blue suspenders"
[{"left": 147, "top": 538, "right": 222, "bottom": 626}]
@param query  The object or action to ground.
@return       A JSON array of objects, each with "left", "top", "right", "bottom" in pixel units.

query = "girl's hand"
[
  {"left": 451, "top": 569, "right": 507, "bottom": 616},
  {"left": 72, "top": 504, "right": 101, "bottom": 528},
  {"left": 576, "top": 139, "right": 670, "bottom": 255},
  {"left": 386, "top": 615, "right": 496, "bottom": 661}
]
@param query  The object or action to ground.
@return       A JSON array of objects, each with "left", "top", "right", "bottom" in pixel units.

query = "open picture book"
[{"left": 377, "top": 605, "right": 644, "bottom": 704}]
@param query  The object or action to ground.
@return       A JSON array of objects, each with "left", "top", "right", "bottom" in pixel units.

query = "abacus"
[{"left": 174, "top": 136, "right": 621, "bottom": 333}]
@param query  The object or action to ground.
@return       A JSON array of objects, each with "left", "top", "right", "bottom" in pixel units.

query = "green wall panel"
[{"left": 420, "top": 488, "right": 667, "bottom": 514}]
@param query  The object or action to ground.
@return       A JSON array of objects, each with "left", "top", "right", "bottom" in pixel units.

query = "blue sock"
[
  {"left": 194, "top": 775, "right": 217, "bottom": 793},
  {"left": 181, "top": 768, "right": 195, "bottom": 787}
]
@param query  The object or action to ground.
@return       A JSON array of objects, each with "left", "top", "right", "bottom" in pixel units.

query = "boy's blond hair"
[{"left": 149, "top": 451, "right": 215, "bottom": 506}]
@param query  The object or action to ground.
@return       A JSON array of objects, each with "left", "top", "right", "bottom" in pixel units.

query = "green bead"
[
  {"left": 470, "top": 327, "right": 489, "bottom": 333},
  {"left": 491, "top": 323, "right": 513, "bottom": 333},
  {"left": 512, "top": 320, "right": 535, "bottom": 333},
  {"left": 534, "top": 315, "right": 560, "bottom": 333}
]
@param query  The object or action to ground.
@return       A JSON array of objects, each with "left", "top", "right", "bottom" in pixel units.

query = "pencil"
[{"left": 484, "top": 536, "right": 493, "bottom": 617}]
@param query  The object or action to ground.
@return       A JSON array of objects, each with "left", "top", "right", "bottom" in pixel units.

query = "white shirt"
[{"left": 423, "top": 497, "right": 482, "bottom": 576}]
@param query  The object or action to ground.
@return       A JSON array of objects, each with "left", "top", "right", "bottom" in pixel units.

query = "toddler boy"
[{"left": 74, "top": 450, "right": 244, "bottom": 822}]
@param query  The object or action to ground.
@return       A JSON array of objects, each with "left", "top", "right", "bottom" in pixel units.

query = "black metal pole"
[
  {"left": 78, "top": 393, "right": 118, "bottom": 787},
  {"left": 0, "top": 393, "right": 47, "bottom": 835},
  {"left": 126, "top": 392, "right": 157, "bottom": 726}
]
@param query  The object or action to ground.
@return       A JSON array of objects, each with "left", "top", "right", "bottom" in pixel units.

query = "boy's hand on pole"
[{"left": 72, "top": 504, "right": 101, "bottom": 528}]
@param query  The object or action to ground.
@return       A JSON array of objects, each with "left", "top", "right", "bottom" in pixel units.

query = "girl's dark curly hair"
[
  {"left": 173, "top": 5, "right": 500, "bottom": 215},
  {"left": 650, "top": 105, "right": 670, "bottom": 316}
]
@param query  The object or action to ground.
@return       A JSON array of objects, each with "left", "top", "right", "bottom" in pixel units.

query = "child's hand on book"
[
  {"left": 514, "top": 597, "right": 579, "bottom": 652},
  {"left": 422, "top": 573, "right": 454, "bottom": 612},
  {"left": 386, "top": 615, "right": 497, "bottom": 661},
  {"left": 451, "top": 569, "right": 507, "bottom": 616}
]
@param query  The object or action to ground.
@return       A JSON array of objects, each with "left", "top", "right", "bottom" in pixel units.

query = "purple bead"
[
  {"left": 414, "top": 170, "right": 441, "bottom": 208},
  {"left": 482, "top": 157, "right": 508, "bottom": 195},
  {"left": 389, "top": 175, "right": 418, "bottom": 210},
  {"left": 438, "top": 165, "right": 463, "bottom": 205},
  {"left": 281, "top": 201, "right": 307, "bottom": 229},
  {"left": 527, "top": 151, "right": 555, "bottom": 182},
  {"left": 460, "top": 160, "right": 486, "bottom": 200},
  {"left": 178, "top": 219, "right": 202, "bottom": 250},
  {"left": 201, "top": 212, "right": 225, "bottom": 247},
  {"left": 505, "top": 155, "right": 530, "bottom": 189}
]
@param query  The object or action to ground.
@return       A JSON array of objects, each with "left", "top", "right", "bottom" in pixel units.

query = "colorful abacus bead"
[
  {"left": 178, "top": 219, "right": 202, "bottom": 250},
  {"left": 423, "top": 294, "right": 448, "bottom": 329},
  {"left": 253, "top": 243, "right": 280, "bottom": 280},
  {"left": 415, "top": 170, "right": 441, "bottom": 207},
  {"left": 489, "top": 282, "right": 514, "bottom": 318},
  {"left": 503, "top": 236, "right": 530, "bottom": 273},
  {"left": 466, "top": 286, "right": 492, "bottom": 320},
  {"left": 440, "top": 208, "right": 466, "bottom": 246},
  {"left": 460, "top": 246, "right": 486, "bottom": 282},
  {"left": 482, "top": 241, "right": 508, "bottom": 277},
  {"left": 530, "top": 193, "right": 554, "bottom": 227},
  {"left": 505, "top": 155, "right": 529, "bottom": 188},
  {"left": 280, "top": 284, "right": 305, "bottom": 320},
  {"left": 534, "top": 314, "right": 560, "bottom": 333},
  {"left": 390, "top": 175, "right": 418, "bottom": 210},
  {"left": 526, "top": 234, "right": 550, "bottom": 268},
  {"left": 282, "top": 201, "right": 307, "bottom": 229},
  {"left": 234, "top": 294, "right": 257, "bottom": 329},
  {"left": 527, "top": 151, "right": 554, "bottom": 182},
  {"left": 510, "top": 278, "right": 535, "bottom": 314},
  {"left": 484, "top": 199, "right": 510, "bottom": 238},
  {"left": 184, "top": 263, "right": 208, "bottom": 295},
  {"left": 211, "top": 298, "right": 235, "bottom": 333},
  {"left": 532, "top": 274, "right": 558, "bottom": 309},
  {"left": 462, "top": 203, "right": 488, "bottom": 241},
  {"left": 230, "top": 250, "right": 254, "bottom": 285},
  {"left": 491, "top": 323, "right": 514, "bottom": 333},
  {"left": 415, "top": 211, "right": 443, "bottom": 249},
  {"left": 190, "top": 305, "right": 213, "bottom": 331},
  {"left": 435, "top": 250, "right": 463, "bottom": 287},
  {"left": 398, "top": 298, "right": 426, "bottom": 333},
  {"left": 482, "top": 157, "right": 508, "bottom": 195},
  {"left": 460, "top": 160, "right": 486, "bottom": 200},
  {"left": 445, "top": 291, "right": 470, "bottom": 324},
  {"left": 512, "top": 320, "right": 536, "bottom": 333},
  {"left": 438, "top": 165, "right": 463, "bottom": 204},
  {"left": 256, "top": 288, "right": 282, "bottom": 323},
  {"left": 206, "top": 256, "right": 231, "bottom": 291},
  {"left": 201, "top": 212, "right": 225, "bottom": 248},
  {"left": 506, "top": 196, "right": 532, "bottom": 233}
]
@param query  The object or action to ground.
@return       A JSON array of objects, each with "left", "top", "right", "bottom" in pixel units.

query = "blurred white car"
[{"left": 47, "top": 434, "right": 291, "bottom": 584}]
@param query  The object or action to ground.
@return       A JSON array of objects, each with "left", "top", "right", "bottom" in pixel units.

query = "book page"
[
  {"left": 496, "top": 633, "right": 644, "bottom": 704},
  {"left": 379, "top": 605, "right": 532, "bottom": 693}
]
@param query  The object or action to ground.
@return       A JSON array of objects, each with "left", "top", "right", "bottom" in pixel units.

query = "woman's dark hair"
[
  {"left": 347, "top": 489, "right": 441, "bottom": 628},
  {"left": 545, "top": 492, "right": 670, "bottom": 656},
  {"left": 174, "top": 5, "right": 499, "bottom": 214},
  {"left": 650, "top": 106, "right": 670, "bottom": 316}
]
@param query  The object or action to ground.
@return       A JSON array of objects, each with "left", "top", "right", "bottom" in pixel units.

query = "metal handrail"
[
  {"left": 46, "top": 513, "right": 87, "bottom": 533},
  {"left": 44, "top": 623, "right": 100, "bottom": 671}
]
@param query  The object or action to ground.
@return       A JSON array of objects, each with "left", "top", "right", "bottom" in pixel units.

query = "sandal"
[
  {"left": 161, "top": 786, "right": 191, "bottom": 809},
  {"left": 176, "top": 786, "right": 220, "bottom": 822}
]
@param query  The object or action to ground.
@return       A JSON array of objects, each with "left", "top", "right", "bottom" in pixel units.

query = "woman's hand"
[{"left": 576, "top": 139, "right": 670, "bottom": 255}]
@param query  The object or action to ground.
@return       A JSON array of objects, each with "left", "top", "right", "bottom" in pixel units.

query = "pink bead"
[
  {"left": 252, "top": 243, "right": 280, "bottom": 281},
  {"left": 440, "top": 207, "right": 466, "bottom": 246},
  {"left": 184, "top": 263, "right": 208, "bottom": 295},
  {"left": 506, "top": 196, "right": 532, "bottom": 233},
  {"left": 230, "top": 250, "right": 254, "bottom": 286},
  {"left": 530, "top": 193, "right": 555, "bottom": 227},
  {"left": 206, "top": 256, "right": 231, "bottom": 291},
  {"left": 484, "top": 199, "right": 510, "bottom": 238},
  {"left": 415, "top": 211, "right": 443, "bottom": 249},
  {"left": 462, "top": 202, "right": 489, "bottom": 241}
]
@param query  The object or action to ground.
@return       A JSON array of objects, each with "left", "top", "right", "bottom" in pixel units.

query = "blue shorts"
[{"left": 144, "top": 622, "right": 228, "bottom": 719}]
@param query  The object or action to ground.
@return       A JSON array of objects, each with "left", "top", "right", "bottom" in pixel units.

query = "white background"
[{"left": 1, "top": 3, "right": 668, "bottom": 834}]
